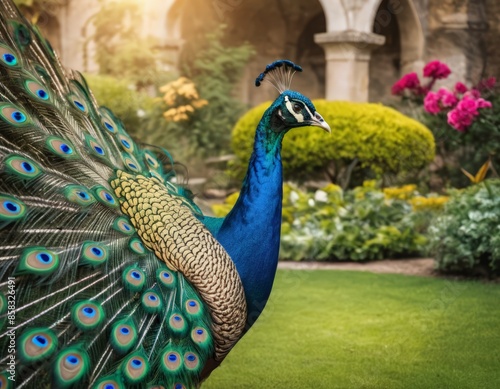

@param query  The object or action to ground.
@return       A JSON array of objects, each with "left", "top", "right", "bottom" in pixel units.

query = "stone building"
[{"left": 42, "top": 0, "right": 499, "bottom": 105}]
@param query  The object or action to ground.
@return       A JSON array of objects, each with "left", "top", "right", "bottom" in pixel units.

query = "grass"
[{"left": 203, "top": 270, "right": 500, "bottom": 389}]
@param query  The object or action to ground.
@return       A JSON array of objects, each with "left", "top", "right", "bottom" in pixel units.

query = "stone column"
[{"left": 314, "top": 31, "right": 385, "bottom": 102}]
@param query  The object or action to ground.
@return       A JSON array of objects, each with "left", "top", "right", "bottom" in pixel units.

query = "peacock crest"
[{"left": 255, "top": 59, "right": 303, "bottom": 93}]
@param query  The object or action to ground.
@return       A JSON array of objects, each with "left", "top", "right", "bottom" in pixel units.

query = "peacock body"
[{"left": 0, "top": 1, "right": 330, "bottom": 387}]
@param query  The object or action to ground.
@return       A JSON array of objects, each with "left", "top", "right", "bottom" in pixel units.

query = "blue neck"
[{"left": 215, "top": 107, "right": 284, "bottom": 329}]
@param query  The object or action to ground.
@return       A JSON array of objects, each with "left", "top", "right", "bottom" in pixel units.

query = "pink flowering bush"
[
  {"left": 423, "top": 61, "right": 451, "bottom": 79},
  {"left": 391, "top": 72, "right": 423, "bottom": 95},
  {"left": 392, "top": 60, "right": 493, "bottom": 132},
  {"left": 392, "top": 60, "right": 499, "bottom": 187}
]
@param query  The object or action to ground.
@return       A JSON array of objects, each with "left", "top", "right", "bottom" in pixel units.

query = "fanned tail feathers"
[{"left": 0, "top": 1, "right": 233, "bottom": 388}]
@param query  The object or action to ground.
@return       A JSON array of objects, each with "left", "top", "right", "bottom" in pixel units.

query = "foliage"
[
  {"left": 392, "top": 60, "right": 500, "bottom": 187},
  {"left": 428, "top": 179, "right": 500, "bottom": 275},
  {"left": 90, "top": 0, "right": 170, "bottom": 87},
  {"left": 178, "top": 26, "right": 254, "bottom": 156},
  {"left": 214, "top": 181, "right": 446, "bottom": 261},
  {"left": 85, "top": 74, "right": 155, "bottom": 137},
  {"left": 230, "top": 100, "right": 435, "bottom": 185},
  {"left": 14, "top": 0, "right": 66, "bottom": 22},
  {"left": 205, "top": 270, "right": 500, "bottom": 389},
  {"left": 84, "top": 74, "right": 183, "bottom": 153},
  {"left": 212, "top": 191, "right": 240, "bottom": 218}
]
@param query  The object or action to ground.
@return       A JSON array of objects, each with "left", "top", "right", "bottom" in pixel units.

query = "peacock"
[{"left": 0, "top": 0, "right": 331, "bottom": 387}]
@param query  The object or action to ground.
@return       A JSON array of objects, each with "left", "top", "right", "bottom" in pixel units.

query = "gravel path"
[{"left": 278, "top": 258, "right": 436, "bottom": 277}]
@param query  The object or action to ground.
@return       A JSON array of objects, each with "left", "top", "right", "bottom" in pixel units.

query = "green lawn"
[{"left": 204, "top": 270, "right": 500, "bottom": 389}]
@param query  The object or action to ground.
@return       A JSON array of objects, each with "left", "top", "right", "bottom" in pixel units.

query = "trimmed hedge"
[{"left": 231, "top": 100, "right": 435, "bottom": 181}]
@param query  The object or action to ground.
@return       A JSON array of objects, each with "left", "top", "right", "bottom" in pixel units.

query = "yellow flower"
[
  {"left": 383, "top": 184, "right": 417, "bottom": 200},
  {"left": 192, "top": 99, "right": 208, "bottom": 108},
  {"left": 211, "top": 192, "right": 240, "bottom": 217},
  {"left": 409, "top": 196, "right": 449, "bottom": 211},
  {"left": 321, "top": 183, "right": 342, "bottom": 194},
  {"left": 160, "top": 77, "right": 208, "bottom": 121}
]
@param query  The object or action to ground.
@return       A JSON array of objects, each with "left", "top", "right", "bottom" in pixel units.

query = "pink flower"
[
  {"left": 424, "top": 91, "right": 441, "bottom": 114},
  {"left": 391, "top": 81, "right": 404, "bottom": 95},
  {"left": 454, "top": 82, "right": 468, "bottom": 94},
  {"left": 476, "top": 98, "right": 493, "bottom": 109},
  {"left": 424, "top": 88, "right": 459, "bottom": 114},
  {"left": 437, "top": 87, "right": 458, "bottom": 108},
  {"left": 423, "top": 61, "right": 451, "bottom": 80},
  {"left": 457, "top": 95, "right": 479, "bottom": 115},
  {"left": 391, "top": 72, "right": 421, "bottom": 95},
  {"left": 466, "top": 89, "right": 482, "bottom": 99},
  {"left": 447, "top": 108, "right": 474, "bottom": 132},
  {"left": 447, "top": 95, "right": 492, "bottom": 132}
]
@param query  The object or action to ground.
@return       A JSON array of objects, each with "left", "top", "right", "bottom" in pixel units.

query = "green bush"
[
  {"left": 428, "top": 180, "right": 500, "bottom": 275},
  {"left": 230, "top": 100, "right": 435, "bottom": 184},
  {"left": 179, "top": 26, "right": 255, "bottom": 156},
  {"left": 213, "top": 181, "right": 443, "bottom": 261},
  {"left": 85, "top": 74, "right": 155, "bottom": 136},
  {"left": 280, "top": 182, "right": 432, "bottom": 261},
  {"left": 86, "top": 74, "right": 194, "bottom": 157}
]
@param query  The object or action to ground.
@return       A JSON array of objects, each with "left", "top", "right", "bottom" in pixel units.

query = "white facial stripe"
[
  {"left": 284, "top": 96, "right": 304, "bottom": 123},
  {"left": 303, "top": 104, "right": 314, "bottom": 120}
]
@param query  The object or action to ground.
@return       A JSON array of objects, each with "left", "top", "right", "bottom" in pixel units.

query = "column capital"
[
  {"left": 315, "top": 31, "right": 385, "bottom": 61},
  {"left": 315, "top": 30, "right": 386, "bottom": 46}
]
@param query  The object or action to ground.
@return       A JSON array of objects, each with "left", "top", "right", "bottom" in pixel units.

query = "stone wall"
[
  {"left": 369, "top": 0, "right": 402, "bottom": 103},
  {"left": 421, "top": 0, "right": 495, "bottom": 86},
  {"left": 483, "top": 0, "right": 500, "bottom": 79}
]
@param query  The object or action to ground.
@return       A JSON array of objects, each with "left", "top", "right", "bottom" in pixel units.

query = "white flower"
[
  {"left": 308, "top": 199, "right": 315, "bottom": 207},
  {"left": 290, "top": 191, "right": 299, "bottom": 204},
  {"left": 314, "top": 190, "right": 328, "bottom": 203}
]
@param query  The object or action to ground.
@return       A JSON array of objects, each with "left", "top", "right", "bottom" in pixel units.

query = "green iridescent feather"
[{"left": 0, "top": 1, "right": 217, "bottom": 387}]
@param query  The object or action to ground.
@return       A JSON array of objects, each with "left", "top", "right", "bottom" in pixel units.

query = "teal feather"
[
  {"left": 110, "top": 319, "right": 138, "bottom": 354},
  {"left": 16, "top": 247, "right": 60, "bottom": 275},
  {"left": 92, "top": 374, "right": 125, "bottom": 389},
  {"left": 4, "top": 154, "right": 43, "bottom": 179},
  {"left": 0, "top": 0, "right": 330, "bottom": 386},
  {"left": 18, "top": 327, "right": 58, "bottom": 363}
]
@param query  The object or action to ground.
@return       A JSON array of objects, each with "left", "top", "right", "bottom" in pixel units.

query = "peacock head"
[{"left": 255, "top": 60, "right": 331, "bottom": 134}]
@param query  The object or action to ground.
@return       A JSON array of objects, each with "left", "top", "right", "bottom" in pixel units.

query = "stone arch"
[
  {"left": 170, "top": 0, "right": 327, "bottom": 105},
  {"left": 368, "top": 0, "right": 425, "bottom": 101},
  {"left": 369, "top": 0, "right": 424, "bottom": 71},
  {"left": 316, "top": 0, "right": 348, "bottom": 32}
]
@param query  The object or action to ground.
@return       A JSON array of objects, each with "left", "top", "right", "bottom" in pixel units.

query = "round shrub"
[
  {"left": 84, "top": 74, "right": 155, "bottom": 138},
  {"left": 428, "top": 180, "right": 500, "bottom": 276},
  {"left": 231, "top": 100, "right": 435, "bottom": 181}
]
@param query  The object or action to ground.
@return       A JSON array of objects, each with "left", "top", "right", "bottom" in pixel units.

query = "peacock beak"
[{"left": 310, "top": 112, "right": 331, "bottom": 133}]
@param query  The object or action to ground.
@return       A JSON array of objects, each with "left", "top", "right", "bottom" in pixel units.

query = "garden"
[
  {"left": 176, "top": 58, "right": 500, "bottom": 387},
  {"left": 15, "top": 1, "right": 499, "bottom": 387}
]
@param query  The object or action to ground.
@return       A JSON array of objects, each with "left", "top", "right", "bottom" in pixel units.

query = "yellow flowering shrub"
[
  {"left": 211, "top": 191, "right": 240, "bottom": 217},
  {"left": 409, "top": 196, "right": 449, "bottom": 211},
  {"left": 231, "top": 100, "right": 435, "bottom": 180},
  {"left": 383, "top": 184, "right": 417, "bottom": 201},
  {"left": 160, "top": 77, "right": 207, "bottom": 122}
]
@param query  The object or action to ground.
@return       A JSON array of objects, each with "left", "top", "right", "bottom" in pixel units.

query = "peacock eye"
[{"left": 292, "top": 103, "right": 302, "bottom": 113}]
